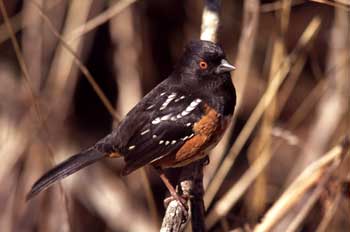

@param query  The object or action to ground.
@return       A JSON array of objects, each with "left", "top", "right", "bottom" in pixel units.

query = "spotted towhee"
[{"left": 27, "top": 40, "right": 236, "bottom": 205}]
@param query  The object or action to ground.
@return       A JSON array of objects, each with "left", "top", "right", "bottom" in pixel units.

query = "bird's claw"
[{"left": 164, "top": 193, "right": 190, "bottom": 220}]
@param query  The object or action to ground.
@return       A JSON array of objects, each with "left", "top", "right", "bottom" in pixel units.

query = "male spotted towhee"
[{"left": 27, "top": 40, "right": 236, "bottom": 206}]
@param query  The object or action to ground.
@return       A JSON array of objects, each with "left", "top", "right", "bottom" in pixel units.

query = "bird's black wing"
[{"left": 113, "top": 88, "right": 205, "bottom": 175}]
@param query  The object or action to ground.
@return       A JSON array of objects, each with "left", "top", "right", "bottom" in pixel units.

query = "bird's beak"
[{"left": 215, "top": 59, "right": 236, "bottom": 74}]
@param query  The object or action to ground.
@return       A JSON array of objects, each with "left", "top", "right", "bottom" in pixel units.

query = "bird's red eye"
[{"left": 199, "top": 61, "right": 208, "bottom": 70}]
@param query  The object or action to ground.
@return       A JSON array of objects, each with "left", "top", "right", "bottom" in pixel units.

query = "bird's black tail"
[{"left": 26, "top": 148, "right": 106, "bottom": 201}]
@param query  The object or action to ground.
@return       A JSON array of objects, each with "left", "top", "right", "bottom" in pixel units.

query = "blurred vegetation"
[{"left": 0, "top": 0, "right": 349, "bottom": 231}]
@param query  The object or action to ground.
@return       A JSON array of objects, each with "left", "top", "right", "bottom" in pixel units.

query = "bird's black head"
[{"left": 174, "top": 40, "right": 235, "bottom": 83}]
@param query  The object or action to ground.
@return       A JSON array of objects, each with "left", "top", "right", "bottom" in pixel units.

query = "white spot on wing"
[
  {"left": 128, "top": 145, "right": 136, "bottom": 150},
  {"left": 171, "top": 140, "right": 176, "bottom": 144},
  {"left": 146, "top": 105, "right": 154, "bottom": 110},
  {"left": 176, "top": 98, "right": 202, "bottom": 118},
  {"left": 141, "top": 129, "right": 150, "bottom": 135},
  {"left": 174, "top": 95, "right": 186, "bottom": 103},
  {"left": 152, "top": 135, "right": 157, "bottom": 139},
  {"left": 160, "top": 93, "right": 177, "bottom": 110},
  {"left": 190, "top": 101, "right": 198, "bottom": 107},
  {"left": 182, "top": 136, "right": 188, "bottom": 141},
  {"left": 150, "top": 154, "right": 167, "bottom": 163},
  {"left": 161, "top": 114, "right": 172, "bottom": 121},
  {"left": 181, "top": 110, "right": 190, "bottom": 116},
  {"left": 186, "top": 123, "right": 191, "bottom": 127},
  {"left": 159, "top": 140, "right": 164, "bottom": 144},
  {"left": 165, "top": 141, "right": 170, "bottom": 145},
  {"left": 152, "top": 117, "right": 161, "bottom": 124}
]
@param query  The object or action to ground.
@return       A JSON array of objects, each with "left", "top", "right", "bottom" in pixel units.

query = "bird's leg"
[
  {"left": 155, "top": 167, "right": 189, "bottom": 213},
  {"left": 202, "top": 155, "right": 210, "bottom": 166}
]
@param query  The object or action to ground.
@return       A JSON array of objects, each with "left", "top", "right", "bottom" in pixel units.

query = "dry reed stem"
[
  {"left": 44, "top": 0, "right": 94, "bottom": 115},
  {"left": 0, "top": 119, "right": 28, "bottom": 182},
  {"left": 0, "top": 0, "right": 53, "bottom": 153},
  {"left": 0, "top": 0, "right": 62, "bottom": 44},
  {"left": 22, "top": 0, "right": 43, "bottom": 91},
  {"left": 139, "top": 169, "right": 160, "bottom": 226},
  {"left": 254, "top": 139, "right": 349, "bottom": 232},
  {"left": 260, "top": 0, "right": 305, "bottom": 13},
  {"left": 206, "top": 141, "right": 277, "bottom": 229},
  {"left": 30, "top": 1, "right": 119, "bottom": 120},
  {"left": 67, "top": 0, "right": 138, "bottom": 42},
  {"left": 205, "top": 0, "right": 260, "bottom": 190},
  {"left": 286, "top": 4, "right": 349, "bottom": 185},
  {"left": 0, "top": 177, "right": 16, "bottom": 231},
  {"left": 310, "top": 0, "right": 350, "bottom": 10},
  {"left": 260, "top": 0, "right": 350, "bottom": 12},
  {"left": 245, "top": 0, "right": 292, "bottom": 218},
  {"left": 44, "top": 145, "right": 156, "bottom": 231},
  {"left": 284, "top": 160, "right": 339, "bottom": 232},
  {"left": 287, "top": 78, "right": 327, "bottom": 128},
  {"left": 109, "top": 5, "right": 158, "bottom": 225},
  {"left": 204, "top": 17, "right": 322, "bottom": 209},
  {"left": 200, "top": 0, "right": 220, "bottom": 42},
  {"left": 0, "top": 1, "right": 74, "bottom": 230},
  {"left": 315, "top": 191, "right": 342, "bottom": 232},
  {"left": 276, "top": 56, "right": 306, "bottom": 117},
  {"left": 71, "top": 163, "right": 157, "bottom": 232},
  {"left": 245, "top": 41, "right": 282, "bottom": 220}
]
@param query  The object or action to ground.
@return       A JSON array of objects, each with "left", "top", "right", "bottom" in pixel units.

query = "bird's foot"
[
  {"left": 202, "top": 156, "right": 210, "bottom": 166},
  {"left": 164, "top": 193, "right": 190, "bottom": 218}
]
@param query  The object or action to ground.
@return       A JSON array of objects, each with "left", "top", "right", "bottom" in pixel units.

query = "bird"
[{"left": 26, "top": 40, "right": 236, "bottom": 207}]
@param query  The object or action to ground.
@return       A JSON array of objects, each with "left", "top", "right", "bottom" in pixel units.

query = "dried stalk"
[
  {"left": 67, "top": 0, "right": 138, "bottom": 42},
  {"left": 286, "top": 1, "right": 349, "bottom": 187},
  {"left": 204, "top": 17, "right": 322, "bottom": 210},
  {"left": 205, "top": 17, "right": 321, "bottom": 229},
  {"left": 21, "top": 0, "right": 43, "bottom": 91},
  {"left": 109, "top": 5, "right": 158, "bottom": 225},
  {"left": 284, "top": 161, "right": 339, "bottom": 232},
  {"left": 204, "top": 0, "right": 260, "bottom": 192},
  {"left": 254, "top": 139, "right": 349, "bottom": 232},
  {"left": 44, "top": 0, "right": 94, "bottom": 115},
  {"left": 0, "top": 1, "right": 73, "bottom": 231},
  {"left": 315, "top": 191, "right": 342, "bottom": 232},
  {"left": 30, "top": 1, "right": 119, "bottom": 120},
  {"left": 0, "top": 0, "right": 62, "bottom": 44},
  {"left": 74, "top": 160, "right": 157, "bottom": 231}
]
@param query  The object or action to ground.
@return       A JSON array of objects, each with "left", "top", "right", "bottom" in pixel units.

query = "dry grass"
[{"left": 0, "top": 0, "right": 349, "bottom": 231}]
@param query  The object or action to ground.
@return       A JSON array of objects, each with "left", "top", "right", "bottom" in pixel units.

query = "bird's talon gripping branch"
[
  {"left": 202, "top": 156, "right": 210, "bottom": 166},
  {"left": 163, "top": 194, "right": 189, "bottom": 214}
]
